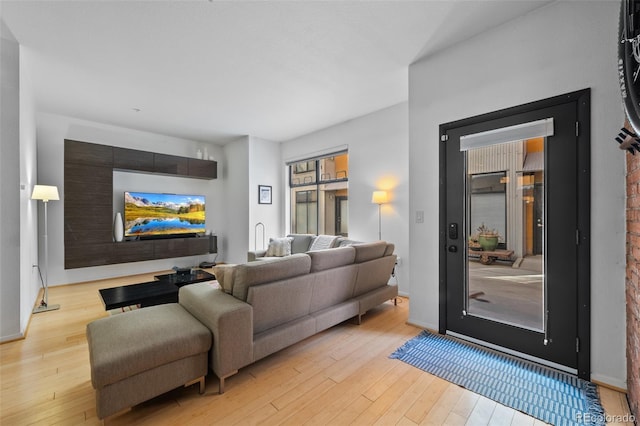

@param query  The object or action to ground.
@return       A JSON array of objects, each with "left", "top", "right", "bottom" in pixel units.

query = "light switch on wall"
[{"left": 416, "top": 210, "right": 424, "bottom": 223}]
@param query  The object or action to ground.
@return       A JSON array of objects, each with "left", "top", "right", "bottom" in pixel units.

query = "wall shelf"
[{"left": 63, "top": 139, "right": 217, "bottom": 269}]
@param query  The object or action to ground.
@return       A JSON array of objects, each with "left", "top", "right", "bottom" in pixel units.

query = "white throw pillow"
[
  {"left": 212, "top": 264, "right": 237, "bottom": 294},
  {"left": 309, "top": 235, "right": 339, "bottom": 251},
  {"left": 265, "top": 237, "right": 293, "bottom": 257}
]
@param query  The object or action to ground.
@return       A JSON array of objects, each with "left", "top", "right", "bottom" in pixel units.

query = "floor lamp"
[
  {"left": 32, "top": 184, "right": 60, "bottom": 313},
  {"left": 371, "top": 190, "right": 388, "bottom": 241}
]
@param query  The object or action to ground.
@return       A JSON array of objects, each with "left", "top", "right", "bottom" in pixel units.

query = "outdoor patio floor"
[{"left": 468, "top": 255, "right": 543, "bottom": 331}]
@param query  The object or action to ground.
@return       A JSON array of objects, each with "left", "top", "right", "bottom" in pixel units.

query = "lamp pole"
[
  {"left": 378, "top": 203, "right": 382, "bottom": 240},
  {"left": 371, "top": 190, "right": 388, "bottom": 241},
  {"left": 32, "top": 185, "right": 60, "bottom": 313},
  {"left": 43, "top": 199, "right": 49, "bottom": 305}
]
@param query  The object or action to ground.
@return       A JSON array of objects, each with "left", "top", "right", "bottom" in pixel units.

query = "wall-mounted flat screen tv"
[{"left": 124, "top": 191, "right": 206, "bottom": 238}]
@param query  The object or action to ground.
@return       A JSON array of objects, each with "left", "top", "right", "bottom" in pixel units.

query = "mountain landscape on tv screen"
[{"left": 124, "top": 192, "right": 206, "bottom": 237}]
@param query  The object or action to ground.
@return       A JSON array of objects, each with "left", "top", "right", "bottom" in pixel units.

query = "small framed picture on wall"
[{"left": 258, "top": 185, "right": 272, "bottom": 204}]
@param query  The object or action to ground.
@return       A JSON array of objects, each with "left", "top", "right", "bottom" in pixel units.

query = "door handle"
[{"left": 448, "top": 245, "right": 458, "bottom": 253}]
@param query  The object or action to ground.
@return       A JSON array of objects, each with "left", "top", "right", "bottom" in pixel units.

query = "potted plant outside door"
[{"left": 477, "top": 223, "right": 500, "bottom": 251}]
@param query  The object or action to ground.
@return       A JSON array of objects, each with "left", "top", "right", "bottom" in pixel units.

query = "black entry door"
[
  {"left": 533, "top": 183, "right": 544, "bottom": 255},
  {"left": 439, "top": 90, "right": 591, "bottom": 379}
]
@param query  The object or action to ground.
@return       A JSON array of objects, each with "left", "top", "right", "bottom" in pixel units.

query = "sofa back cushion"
[
  {"left": 232, "top": 253, "right": 311, "bottom": 301},
  {"left": 353, "top": 255, "right": 397, "bottom": 297},
  {"left": 309, "top": 265, "right": 358, "bottom": 313},
  {"left": 247, "top": 275, "right": 315, "bottom": 334},
  {"left": 353, "top": 241, "right": 388, "bottom": 263},
  {"left": 286, "top": 234, "right": 315, "bottom": 254},
  {"left": 307, "top": 246, "right": 355, "bottom": 272}
]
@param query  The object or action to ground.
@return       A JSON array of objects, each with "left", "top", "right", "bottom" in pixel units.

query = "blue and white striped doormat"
[{"left": 390, "top": 331, "right": 605, "bottom": 425}]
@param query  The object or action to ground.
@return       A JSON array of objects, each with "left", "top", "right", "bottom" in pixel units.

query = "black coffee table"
[
  {"left": 154, "top": 269, "right": 215, "bottom": 287},
  {"left": 99, "top": 270, "right": 215, "bottom": 310}
]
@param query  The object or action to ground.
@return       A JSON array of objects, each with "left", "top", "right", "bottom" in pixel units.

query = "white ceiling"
[{"left": 1, "top": 0, "right": 552, "bottom": 144}]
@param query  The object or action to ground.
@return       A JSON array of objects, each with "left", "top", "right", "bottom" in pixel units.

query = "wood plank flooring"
[{"left": 0, "top": 272, "right": 633, "bottom": 425}]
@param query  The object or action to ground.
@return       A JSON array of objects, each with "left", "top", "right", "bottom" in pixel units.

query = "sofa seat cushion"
[
  {"left": 86, "top": 304, "right": 211, "bottom": 388},
  {"left": 232, "top": 253, "right": 312, "bottom": 301}
]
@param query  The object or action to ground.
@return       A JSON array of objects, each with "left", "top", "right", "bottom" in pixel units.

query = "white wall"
[
  {"left": 19, "top": 46, "right": 38, "bottom": 335},
  {"left": 0, "top": 21, "right": 22, "bottom": 341},
  {"left": 36, "top": 113, "right": 225, "bottom": 286},
  {"left": 408, "top": 1, "right": 625, "bottom": 388},
  {"left": 281, "top": 102, "right": 410, "bottom": 295},
  {"left": 212, "top": 136, "right": 284, "bottom": 264},
  {"left": 249, "top": 136, "right": 283, "bottom": 251},
  {"left": 222, "top": 136, "right": 250, "bottom": 264}
]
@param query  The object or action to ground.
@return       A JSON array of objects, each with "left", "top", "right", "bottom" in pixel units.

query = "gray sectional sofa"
[
  {"left": 180, "top": 240, "right": 398, "bottom": 393},
  {"left": 87, "top": 240, "right": 397, "bottom": 418}
]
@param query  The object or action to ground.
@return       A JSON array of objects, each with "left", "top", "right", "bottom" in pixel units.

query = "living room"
[{"left": 1, "top": 0, "right": 637, "bottom": 423}]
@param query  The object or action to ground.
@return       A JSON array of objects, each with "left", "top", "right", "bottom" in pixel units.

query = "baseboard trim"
[
  {"left": 0, "top": 332, "right": 25, "bottom": 344},
  {"left": 591, "top": 374, "right": 628, "bottom": 393},
  {"left": 406, "top": 317, "right": 438, "bottom": 332}
]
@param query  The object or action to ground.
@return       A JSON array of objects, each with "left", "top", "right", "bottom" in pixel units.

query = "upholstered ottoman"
[{"left": 86, "top": 303, "right": 212, "bottom": 419}]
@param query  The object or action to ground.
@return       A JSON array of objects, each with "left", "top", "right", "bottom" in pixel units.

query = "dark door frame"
[{"left": 438, "top": 89, "right": 591, "bottom": 379}]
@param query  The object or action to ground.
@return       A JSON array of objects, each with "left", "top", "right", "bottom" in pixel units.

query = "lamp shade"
[
  {"left": 371, "top": 190, "right": 388, "bottom": 205},
  {"left": 31, "top": 185, "right": 59, "bottom": 202}
]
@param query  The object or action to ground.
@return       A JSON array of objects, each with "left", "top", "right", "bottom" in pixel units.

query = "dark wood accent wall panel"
[
  {"left": 153, "top": 239, "right": 189, "bottom": 258},
  {"left": 64, "top": 163, "right": 114, "bottom": 243},
  {"left": 114, "top": 147, "right": 154, "bottom": 172},
  {"left": 187, "top": 237, "right": 210, "bottom": 256},
  {"left": 64, "top": 140, "right": 113, "bottom": 166},
  {"left": 64, "top": 139, "right": 218, "bottom": 269},
  {"left": 64, "top": 140, "right": 114, "bottom": 269},
  {"left": 65, "top": 243, "right": 115, "bottom": 269},
  {"left": 188, "top": 158, "right": 217, "bottom": 179},
  {"left": 154, "top": 153, "right": 189, "bottom": 176},
  {"left": 111, "top": 240, "right": 155, "bottom": 264}
]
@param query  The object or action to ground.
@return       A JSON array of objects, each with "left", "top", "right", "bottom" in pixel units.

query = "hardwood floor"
[{"left": 0, "top": 272, "right": 633, "bottom": 425}]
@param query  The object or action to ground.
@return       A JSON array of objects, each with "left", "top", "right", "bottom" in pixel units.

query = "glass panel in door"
[{"left": 466, "top": 138, "right": 545, "bottom": 332}]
